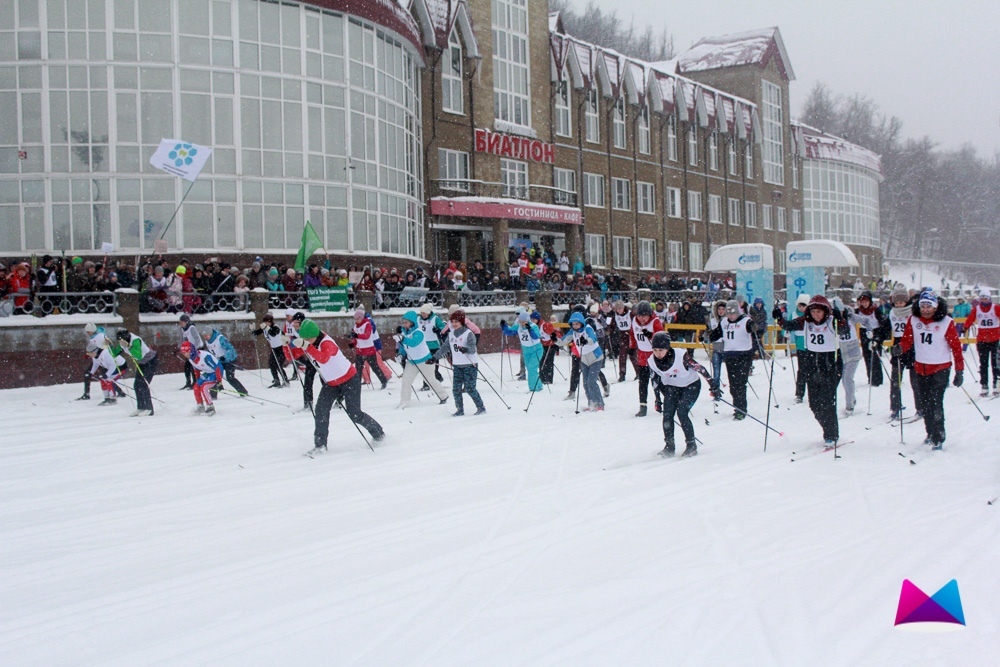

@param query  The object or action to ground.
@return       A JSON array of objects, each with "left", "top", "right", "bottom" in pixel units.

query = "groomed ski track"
[{"left": 2, "top": 351, "right": 998, "bottom": 665}]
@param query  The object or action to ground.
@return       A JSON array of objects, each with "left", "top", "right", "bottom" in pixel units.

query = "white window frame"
[
  {"left": 728, "top": 197, "right": 741, "bottom": 226},
  {"left": 438, "top": 148, "right": 469, "bottom": 192},
  {"left": 745, "top": 201, "right": 757, "bottom": 228},
  {"left": 613, "top": 236, "right": 633, "bottom": 268},
  {"left": 587, "top": 233, "right": 607, "bottom": 267},
  {"left": 667, "top": 187, "right": 682, "bottom": 218},
  {"left": 745, "top": 142, "right": 754, "bottom": 177},
  {"left": 585, "top": 88, "right": 599, "bottom": 143},
  {"left": 687, "top": 126, "right": 698, "bottom": 166},
  {"left": 862, "top": 254, "right": 869, "bottom": 276},
  {"left": 761, "top": 80, "right": 784, "bottom": 185},
  {"left": 792, "top": 208, "right": 802, "bottom": 233},
  {"left": 612, "top": 177, "right": 630, "bottom": 211},
  {"left": 442, "top": 28, "right": 464, "bottom": 115},
  {"left": 687, "top": 190, "right": 702, "bottom": 221},
  {"left": 637, "top": 181, "right": 655, "bottom": 214},
  {"left": 553, "top": 167, "right": 577, "bottom": 206},
  {"left": 708, "top": 194, "right": 722, "bottom": 224},
  {"left": 583, "top": 172, "right": 604, "bottom": 208},
  {"left": 777, "top": 206, "right": 787, "bottom": 232},
  {"left": 555, "top": 79, "right": 572, "bottom": 138},
  {"left": 612, "top": 99, "right": 626, "bottom": 149},
  {"left": 709, "top": 132, "right": 719, "bottom": 171},
  {"left": 778, "top": 249, "right": 786, "bottom": 274},
  {"left": 762, "top": 204, "right": 773, "bottom": 230},
  {"left": 689, "top": 242, "right": 703, "bottom": 272},
  {"left": 668, "top": 240, "right": 684, "bottom": 271},
  {"left": 492, "top": 0, "right": 531, "bottom": 130},
  {"left": 637, "top": 106, "right": 651, "bottom": 155},
  {"left": 639, "top": 238, "right": 656, "bottom": 270},
  {"left": 728, "top": 139, "right": 737, "bottom": 176},
  {"left": 500, "top": 158, "right": 528, "bottom": 199},
  {"left": 666, "top": 115, "right": 677, "bottom": 161},
  {"left": 791, "top": 156, "right": 799, "bottom": 189}
]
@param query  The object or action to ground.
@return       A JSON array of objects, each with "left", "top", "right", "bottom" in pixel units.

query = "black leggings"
[
  {"left": 725, "top": 352, "right": 754, "bottom": 415},
  {"left": 314, "top": 374, "right": 383, "bottom": 448},
  {"left": 659, "top": 380, "right": 701, "bottom": 445}
]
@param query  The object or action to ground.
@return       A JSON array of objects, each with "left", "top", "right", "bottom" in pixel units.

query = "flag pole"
[{"left": 158, "top": 178, "right": 198, "bottom": 241}]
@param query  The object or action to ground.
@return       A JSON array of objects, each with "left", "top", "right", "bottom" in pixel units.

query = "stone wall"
[{"left": 0, "top": 289, "right": 568, "bottom": 390}]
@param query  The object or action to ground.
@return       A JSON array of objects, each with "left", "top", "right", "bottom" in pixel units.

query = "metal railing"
[
  {"left": 268, "top": 290, "right": 311, "bottom": 311},
  {"left": 551, "top": 290, "right": 590, "bottom": 306},
  {"left": 35, "top": 291, "right": 117, "bottom": 315},
  {"left": 373, "top": 290, "right": 443, "bottom": 310},
  {"left": 457, "top": 291, "right": 517, "bottom": 308},
  {"left": 181, "top": 292, "right": 250, "bottom": 314}
]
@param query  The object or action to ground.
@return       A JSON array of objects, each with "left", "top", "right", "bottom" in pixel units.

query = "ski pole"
[
  {"left": 474, "top": 364, "right": 510, "bottom": 409},
  {"left": 714, "top": 396, "right": 784, "bottom": 436},
  {"left": 524, "top": 347, "right": 551, "bottom": 413},
  {"left": 216, "top": 387, "right": 289, "bottom": 407},
  {"left": 335, "top": 398, "right": 375, "bottom": 452},
  {"left": 499, "top": 335, "right": 504, "bottom": 393},
  {"left": 866, "top": 341, "right": 876, "bottom": 415},
  {"left": 250, "top": 328, "right": 266, "bottom": 387},
  {"left": 763, "top": 342, "right": 777, "bottom": 453},
  {"left": 959, "top": 383, "right": 991, "bottom": 421},
  {"left": 574, "top": 371, "right": 582, "bottom": 414},
  {"left": 961, "top": 347, "right": 979, "bottom": 384}
]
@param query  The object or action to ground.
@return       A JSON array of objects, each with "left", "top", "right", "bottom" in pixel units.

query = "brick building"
[{"left": 414, "top": 0, "right": 880, "bottom": 283}]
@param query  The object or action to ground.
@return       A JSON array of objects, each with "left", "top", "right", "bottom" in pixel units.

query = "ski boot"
[
  {"left": 304, "top": 445, "right": 327, "bottom": 457},
  {"left": 602, "top": 383, "right": 610, "bottom": 398},
  {"left": 654, "top": 400, "right": 662, "bottom": 413},
  {"left": 372, "top": 431, "right": 385, "bottom": 442},
  {"left": 980, "top": 386, "right": 990, "bottom": 398},
  {"left": 97, "top": 398, "right": 117, "bottom": 406},
  {"left": 76, "top": 394, "right": 90, "bottom": 401},
  {"left": 635, "top": 404, "right": 647, "bottom": 417},
  {"left": 681, "top": 441, "right": 698, "bottom": 458},
  {"left": 794, "top": 396, "right": 803, "bottom": 404},
  {"left": 889, "top": 409, "right": 902, "bottom": 421},
  {"left": 192, "top": 404, "right": 206, "bottom": 415},
  {"left": 474, "top": 406, "right": 487, "bottom": 415},
  {"left": 932, "top": 441, "right": 944, "bottom": 451},
  {"left": 658, "top": 441, "right": 676, "bottom": 458},
  {"left": 452, "top": 409, "right": 465, "bottom": 417},
  {"left": 734, "top": 412, "right": 746, "bottom": 421},
  {"left": 204, "top": 406, "right": 216, "bottom": 416}
]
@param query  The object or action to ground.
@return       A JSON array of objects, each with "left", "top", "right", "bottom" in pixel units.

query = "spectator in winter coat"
[
  {"left": 303, "top": 265, "right": 322, "bottom": 288},
  {"left": 265, "top": 268, "right": 283, "bottom": 292},
  {"left": 749, "top": 297, "right": 769, "bottom": 351},
  {"left": 7, "top": 263, "right": 32, "bottom": 314}
]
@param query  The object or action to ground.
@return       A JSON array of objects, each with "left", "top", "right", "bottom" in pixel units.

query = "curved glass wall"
[
  {"left": 802, "top": 160, "right": 880, "bottom": 248},
  {"left": 0, "top": 0, "right": 423, "bottom": 258}
]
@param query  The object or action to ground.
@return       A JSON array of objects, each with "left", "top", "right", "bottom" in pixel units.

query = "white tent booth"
[
  {"left": 785, "top": 240, "right": 859, "bottom": 305},
  {"left": 704, "top": 243, "right": 774, "bottom": 321}
]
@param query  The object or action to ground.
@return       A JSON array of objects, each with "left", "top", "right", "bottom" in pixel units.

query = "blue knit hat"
[{"left": 918, "top": 289, "right": 937, "bottom": 307}]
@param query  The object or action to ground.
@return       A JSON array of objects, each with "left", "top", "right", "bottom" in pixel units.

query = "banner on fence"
[
  {"left": 736, "top": 267, "right": 774, "bottom": 324},
  {"left": 305, "top": 286, "right": 350, "bottom": 312},
  {"left": 786, "top": 266, "right": 825, "bottom": 306}
]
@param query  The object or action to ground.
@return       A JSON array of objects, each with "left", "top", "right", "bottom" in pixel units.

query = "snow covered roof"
[
  {"left": 792, "top": 121, "right": 883, "bottom": 177},
  {"left": 549, "top": 11, "right": 563, "bottom": 34},
  {"left": 676, "top": 27, "right": 795, "bottom": 81},
  {"left": 407, "top": 0, "right": 478, "bottom": 56},
  {"left": 549, "top": 32, "right": 756, "bottom": 135}
]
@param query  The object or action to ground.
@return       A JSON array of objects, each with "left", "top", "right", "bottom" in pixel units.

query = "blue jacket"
[{"left": 205, "top": 330, "right": 238, "bottom": 363}]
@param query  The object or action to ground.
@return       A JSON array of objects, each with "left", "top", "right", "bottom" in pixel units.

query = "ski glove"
[
  {"left": 953, "top": 371, "right": 963, "bottom": 387},
  {"left": 710, "top": 386, "right": 722, "bottom": 400},
  {"left": 890, "top": 344, "right": 901, "bottom": 358},
  {"left": 291, "top": 337, "right": 309, "bottom": 349},
  {"left": 499, "top": 319, "right": 507, "bottom": 328},
  {"left": 394, "top": 354, "right": 404, "bottom": 364},
  {"left": 395, "top": 326, "right": 404, "bottom": 334},
  {"left": 279, "top": 334, "right": 290, "bottom": 345},
  {"left": 771, "top": 306, "right": 783, "bottom": 320},
  {"left": 456, "top": 346, "right": 470, "bottom": 354},
  {"left": 864, "top": 329, "right": 874, "bottom": 340}
]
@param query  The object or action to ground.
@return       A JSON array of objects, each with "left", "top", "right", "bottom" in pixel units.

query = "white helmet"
[
  {"left": 285, "top": 308, "right": 296, "bottom": 318},
  {"left": 84, "top": 322, "right": 97, "bottom": 334}
]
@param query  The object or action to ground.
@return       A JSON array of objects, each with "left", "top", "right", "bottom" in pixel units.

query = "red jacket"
[
  {"left": 628, "top": 316, "right": 664, "bottom": 366},
  {"left": 964, "top": 303, "right": 1000, "bottom": 343},
  {"left": 7, "top": 270, "right": 31, "bottom": 308},
  {"left": 306, "top": 334, "right": 357, "bottom": 386}
]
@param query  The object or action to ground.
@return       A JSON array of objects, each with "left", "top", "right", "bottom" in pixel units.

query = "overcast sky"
[{"left": 593, "top": 0, "right": 1000, "bottom": 156}]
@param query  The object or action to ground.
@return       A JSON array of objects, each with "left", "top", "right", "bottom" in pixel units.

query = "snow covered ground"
[{"left": 3, "top": 350, "right": 999, "bottom": 665}]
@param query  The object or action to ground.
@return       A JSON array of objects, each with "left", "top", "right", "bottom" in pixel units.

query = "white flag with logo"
[{"left": 149, "top": 138, "right": 212, "bottom": 181}]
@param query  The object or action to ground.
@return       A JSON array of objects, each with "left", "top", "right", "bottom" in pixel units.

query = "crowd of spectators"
[{"left": 2, "top": 243, "right": 754, "bottom": 317}]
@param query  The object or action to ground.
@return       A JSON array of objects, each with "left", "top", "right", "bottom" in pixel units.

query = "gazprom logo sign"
[
  {"left": 738, "top": 253, "right": 762, "bottom": 266},
  {"left": 788, "top": 251, "right": 813, "bottom": 263}
]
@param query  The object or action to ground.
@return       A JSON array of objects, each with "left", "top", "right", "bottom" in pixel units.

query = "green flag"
[{"left": 294, "top": 221, "right": 324, "bottom": 272}]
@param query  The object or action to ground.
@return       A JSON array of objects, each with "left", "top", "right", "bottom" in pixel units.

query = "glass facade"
[
  {"left": 802, "top": 160, "right": 880, "bottom": 248},
  {"left": 0, "top": 0, "right": 423, "bottom": 258}
]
